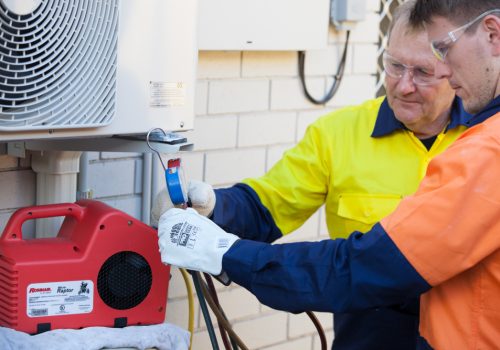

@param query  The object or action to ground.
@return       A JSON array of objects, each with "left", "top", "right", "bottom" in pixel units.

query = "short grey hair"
[{"left": 387, "top": 0, "right": 425, "bottom": 43}]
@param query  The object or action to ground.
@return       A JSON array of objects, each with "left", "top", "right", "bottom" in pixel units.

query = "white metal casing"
[
  {"left": 198, "top": 0, "right": 330, "bottom": 51},
  {"left": 0, "top": 0, "right": 197, "bottom": 141}
]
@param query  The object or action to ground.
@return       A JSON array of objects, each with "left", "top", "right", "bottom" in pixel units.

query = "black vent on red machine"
[
  {"left": 0, "top": 200, "right": 170, "bottom": 334},
  {"left": 98, "top": 251, "right": 153, "bottom": 310}
]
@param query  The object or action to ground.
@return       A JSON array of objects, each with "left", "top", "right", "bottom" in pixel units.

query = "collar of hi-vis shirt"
[
  {"left": 371, "top": 97, "right": 471, "bottom": 137},
  {"left": 466, "top": 95, "right": 500, "bottom": 127}
]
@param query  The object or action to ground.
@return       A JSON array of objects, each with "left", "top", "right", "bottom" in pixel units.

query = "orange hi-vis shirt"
[{"left": 382, "top": 111, "right": 500, "bottom": 349}]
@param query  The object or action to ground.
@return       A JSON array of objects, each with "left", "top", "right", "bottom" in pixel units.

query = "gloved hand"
[
  {"left": 151, "top": 180, "right": 216, "bottom": 227},
  {"left": 158, "top": 207, "right": 239, "bottom": 276}
]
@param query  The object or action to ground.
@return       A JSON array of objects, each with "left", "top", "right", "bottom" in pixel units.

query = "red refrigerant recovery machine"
[{"left": 0, "top": 200, "right": 170, "bottom": 334}]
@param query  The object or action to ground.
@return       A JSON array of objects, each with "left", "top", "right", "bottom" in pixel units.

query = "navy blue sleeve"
[
  {"left": 222, "top": 223, "right": 431, "bottom": 313},
  {"left": 212, "top": 183, "right": 282, "bottom": 243}
]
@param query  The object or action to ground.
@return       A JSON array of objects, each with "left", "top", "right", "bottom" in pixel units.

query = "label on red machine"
[{"left": 26, "top": 280, "right": 94, "bottom": 318}]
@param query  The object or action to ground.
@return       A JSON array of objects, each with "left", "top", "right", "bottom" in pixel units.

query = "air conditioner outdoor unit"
[{"left": 0, "top": 0, "right": 197, "bottom": 142}]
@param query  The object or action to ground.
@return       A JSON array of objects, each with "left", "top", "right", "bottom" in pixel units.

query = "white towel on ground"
[{"left": 0, "top": 323, "right": 189, "bottom": 350}]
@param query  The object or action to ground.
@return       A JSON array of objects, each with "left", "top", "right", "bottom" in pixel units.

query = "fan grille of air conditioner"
[{"left": 0, "top": 0, "right": 118, "bottom": 131}]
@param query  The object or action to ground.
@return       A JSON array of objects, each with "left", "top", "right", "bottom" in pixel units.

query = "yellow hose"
[{"left": 179, "top": 268, "right": 195, "bottom": 350}]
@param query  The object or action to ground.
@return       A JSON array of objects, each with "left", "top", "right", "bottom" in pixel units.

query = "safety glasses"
[
  {"left": 431, "top": 9, "right": 500, "bottom": 61},
  {"left": 382, "top": 52, "right": 440, "bottom": 86}
]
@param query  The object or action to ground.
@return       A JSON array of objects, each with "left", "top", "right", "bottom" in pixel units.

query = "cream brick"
[
  {"left": 262, "top": 337, "right": 313, "bottom": 350},
  {"left": 0, "top": 155, "right": 18, "bottom": 170},
  {"left": 192, "top": 115, "right": 237, "bottom": 151},
  {"left": 191, "top": 327, "right": 225, "bottom": 350},
  {"left": 205, "top": 276, "right": 229, "bottom": 296},
  {"left": 366, "top": 0, "right": 381, "bottom": 12},
  {"left": 303, "top": 46, "right": 341, "bottom": 76},
  {"left": 318, "top": 206, "right": 330, "bottom": 238},
  {"left": 195, "top": 81, "right": 209, "bottom": 116},
  {"left": 210, "top": 277, "right": 238, "bottom": 292},
  {"left": 198, "top": 51, "right": 241, "bottom": 79},
  {"left": 238, "top": 112, "right": 296, "bottom": 147},
  {"left": 200, "top": 279, "right": 262, "bottom": 328},
  {"left": 328, "top": 26, "right": 344, "bottom": 43},
  {"left": 319, "top": 233, "right": 331, "bottom": 241},
  {"left": 327, "top": 75, "right": 377, "bottom": 108},
  {"left": 316, "top": 312, "right": 334, "bottom": 331},
  {"left": 327, "top": 31, "right": 353, "bottom": 77},
  {"left": 242, "top": 51, "right": 297, "bottom": 77},
  {"left": 179, "top": 151, "right": 204, "bottom": 181},
  {"left": 215, "top": 286, "right": 261, "bottom": 321},
  {"left": 165, "top": 267, "right": 190, "bottom": 299},
  {"left": 0, "top": 170, "right": 35, "bottom": 210},
  {"left": 313, "top": 329, "right": 334, "bottom": 350},
  {"left": 271, "top": 78, "right": 325, "bottom": 111},
  {"left": 297, "top": 109, "right": 334, "bottom": 141},
  {"left": 276, "top": 211, "right": 320, "bottom": 243},
  {"left": 259, "top": 297, "right": 286, "bottom": 314},
  {"left": 266, "top": 144, "right": 294, "bottom": 171},
  {"left": 288, "top": 311, "right": 330, "bottom": 339},
  {"left": 232, "top": 313, "right": 288, "bottom": 349},
  {"left": 349, "top": 13, "right": 380, "bottom": 43},
  {"left": 209, "top": 79, "right": 270, "bottom": 114},
  {"left": 345, "top": 44, "right": 355, "bottom": 74},
  {"left": 353, "top": 44, "right": 379, "bottom": 74},
  {"left": 205, "top": 148, "right": 266, "bottom": 185},
  {"left": 165, "top": 297, "right": 199, "bottom": 331},
  {"left": 288, "top": 311, "right": 333, "bottom": 341}
]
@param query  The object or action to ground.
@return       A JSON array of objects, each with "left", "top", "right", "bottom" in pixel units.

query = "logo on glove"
[{"left": 170, "top": 222, "right": 198, "bottom": 249}]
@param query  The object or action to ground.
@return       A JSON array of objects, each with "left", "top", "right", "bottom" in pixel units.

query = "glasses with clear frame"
[
  {"left": 382, "top": 52, "right": 441, "bottom": 86},
  {"left": 431, "top": 9, "right": 500, "bottom": 61}
]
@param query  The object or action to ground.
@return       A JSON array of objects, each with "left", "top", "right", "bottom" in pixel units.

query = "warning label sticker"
[
  {"left": 150, "top": 81, "right": 186, "bottom": 107},
  {"left": 27, "top": 280, "right": 93, "bottom": 318}
]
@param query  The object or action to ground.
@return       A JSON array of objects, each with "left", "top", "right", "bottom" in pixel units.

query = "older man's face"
[{"left": 385, "top": 23, "right": 455, "bottom": 134}]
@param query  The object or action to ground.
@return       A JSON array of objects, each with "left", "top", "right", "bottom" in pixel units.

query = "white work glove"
[
  {"left": 158, "top": 208, "right": 239, "bottom": 276},
  {"left": 151, "top": 180, "right": 216, "bottom": 227}
]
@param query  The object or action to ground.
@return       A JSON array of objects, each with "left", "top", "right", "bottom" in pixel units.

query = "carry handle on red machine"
[{"left": 1, "top": 203, "right": 84, "bottom": 242}]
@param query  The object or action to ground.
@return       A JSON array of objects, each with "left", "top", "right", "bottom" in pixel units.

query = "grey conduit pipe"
[
  {"left": 142, "top": 152, "right": 153, "bottom": 225},
  {"left": 77, "top": 152, "right": 92, "bottom": 200}
]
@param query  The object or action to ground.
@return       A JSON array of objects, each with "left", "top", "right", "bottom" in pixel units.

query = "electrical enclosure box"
[
  {"left": 0, "top": 0, "right": 197, "bottom": 141},
  {"left": 331, "top": 0, "right": 367, "bottom": 29},
  {"left": 198, "top": 0, "right": 330, "bottom": 51}
]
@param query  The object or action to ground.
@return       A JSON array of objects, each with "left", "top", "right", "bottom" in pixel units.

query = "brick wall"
[{"left": 0, "top": 1, "right": 380, "bottom": 348}]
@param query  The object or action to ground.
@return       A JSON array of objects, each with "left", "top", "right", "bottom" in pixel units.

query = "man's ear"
[{"left": 483, "top": 15, "right": 500, "bottom": 56}]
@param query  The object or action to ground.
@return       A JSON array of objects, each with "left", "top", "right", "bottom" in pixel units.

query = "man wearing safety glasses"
[{"left": 156, "top": 1, "right": 500, "bottom": 350}]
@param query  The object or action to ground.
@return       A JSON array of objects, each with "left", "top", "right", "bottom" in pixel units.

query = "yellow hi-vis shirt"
[{"left": 243, "top": 97, "right": 469, "bottom": 239}]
